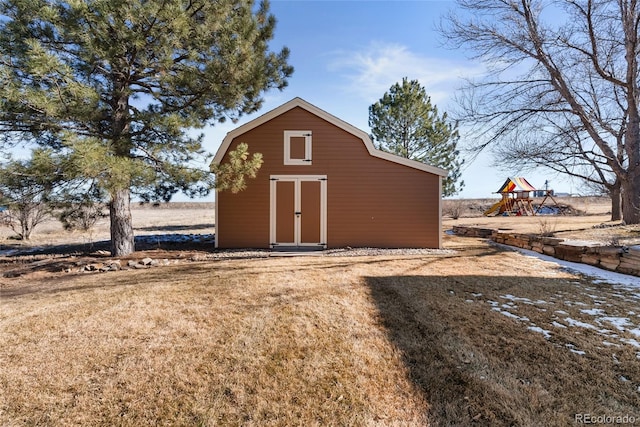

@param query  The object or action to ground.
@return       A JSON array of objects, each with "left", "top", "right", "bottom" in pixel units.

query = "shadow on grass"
[
  {"left": 364, "top": 274, "right": 640, "bottom": 426},
  {"left": 0, "top": 233, "right": 217, "bottom": 257}
]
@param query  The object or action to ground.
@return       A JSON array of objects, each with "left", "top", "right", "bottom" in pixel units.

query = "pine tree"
[
  {"left": 368, "top": 78, "right": 464, "bottom": 197},
  {"left": 0, "top": 0, "right": 292, "bottom": 255}
]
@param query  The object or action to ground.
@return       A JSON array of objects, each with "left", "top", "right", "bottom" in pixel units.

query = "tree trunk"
[
  {"left": 110, "top": 188, "right": 135, "bottom": 256},
  {"left": 610, "top": 184, "right": 622, "bottom": 222},
  {"left": 621, "top": 177, "right": 640, "bottom": 225},
  {"left": 109, "top": 75, "right": 134, "bottom": 256},
  {"left": 21, "top": 207, "right": 31, "bottom": 240}
]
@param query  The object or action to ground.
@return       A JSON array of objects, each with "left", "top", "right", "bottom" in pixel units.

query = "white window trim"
[{"left": 284, "top": 130, "right": 312, "bottom": 165}]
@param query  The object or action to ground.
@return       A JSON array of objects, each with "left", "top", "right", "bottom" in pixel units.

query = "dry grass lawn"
[{"left": 2, "top": 232, "right": 640, "bottom": 425}]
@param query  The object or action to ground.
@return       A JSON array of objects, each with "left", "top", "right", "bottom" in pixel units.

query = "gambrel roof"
[{"left": 212, "top": 97, "right": 448, "bottom": 177}]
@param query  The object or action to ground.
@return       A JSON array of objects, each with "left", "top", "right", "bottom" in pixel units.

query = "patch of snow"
[
  {"left": 552, "top": 321, "right": 567, "bottom": 329},
  {"left": 629, "top": 328, "right": 640, "bottom": 338},
  {"left": 136, "top": 233, "right": 215, "bottom": 244},
  {"left": 565, "top": 344, "right": 586, "bottom": 355},
  {"left": 487, "top": 301, "right": 499, "bottom": 307},
  {"left": 555, "top": 310, "right": 569, "bottom": 315},
  {"left": 0, "top": 247, "right": 44, "bottom": 256},
  {"left": 493, "top": 309, "right": 529, "bottom": 322},
  {"left": 581, "top": 308, "right": 606, "bottom": 316},
  {"left": 528, "top": 325, "right": 552, "bottom": 339},
  {"left": 598, "top": 317, "right": 632, "bottom": 331},
  {"left": 465, "top": 299, "right": 474, "bottom": 303},
  {"left": 621, "top": 338, "right": 640, "bottom": 348},
  {"left": 602, "top": 341, "right": 619, "bottom": 347},
  {"left": 471, "top": 293, "right": 483, "bottom": 297},
  {"left": 564, "top": 317, "right": 598, "bottom": 330},
  {"left": 500, "top": 294, "right": 531, "bottom": 303}
]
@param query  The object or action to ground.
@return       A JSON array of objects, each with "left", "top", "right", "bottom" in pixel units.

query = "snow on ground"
[
  {"left": 492, "top": 242, "right": 640, "bottom": 290},
  {"left": 484, "top": 242, "right": 640, "bottom": 356}
]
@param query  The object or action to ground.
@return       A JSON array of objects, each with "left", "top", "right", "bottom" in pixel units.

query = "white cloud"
[{"left": 327, "top": 41, "right": 484, "bottom": 108}]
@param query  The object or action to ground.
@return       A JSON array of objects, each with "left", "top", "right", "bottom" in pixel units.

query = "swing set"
[{"left": 483, "top": 177, "right": 560, "bottom": 216}]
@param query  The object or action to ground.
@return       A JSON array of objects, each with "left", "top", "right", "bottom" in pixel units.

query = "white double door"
[{"left": 270, "top": 175, "right": 327, "bottom": 249}]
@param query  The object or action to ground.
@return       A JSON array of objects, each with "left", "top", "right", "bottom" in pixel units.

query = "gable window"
[{"left": 284, "top": 130, "right": 312, "bottom": 165}]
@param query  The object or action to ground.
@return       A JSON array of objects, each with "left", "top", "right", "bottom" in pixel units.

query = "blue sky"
[{"left": 198, "top": 0, "right": 580, "bottom": 201}]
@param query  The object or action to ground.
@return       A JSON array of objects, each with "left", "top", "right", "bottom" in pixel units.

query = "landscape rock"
[
  {"left": 105, "top": 260, "right": 121, "bottom": 271},
  {"left": 454, "top": 225, "right": 639, "bottom": 278},
  {"left": 555, "top": 243, "right": 587, "bottom": 263},
  {"left": 600, "top": 257, "right": 621, "bottom": 271},
  {"left": 580, "top": 255, "right": 600, "bottom": 266}
]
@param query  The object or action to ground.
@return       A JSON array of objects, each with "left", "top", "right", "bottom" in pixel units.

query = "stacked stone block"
[{"left": 451, "top": 226, "right": 640, "bottom": 277}]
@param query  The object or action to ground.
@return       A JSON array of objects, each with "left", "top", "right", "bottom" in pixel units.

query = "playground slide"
[{"left": 483, "top": 200, "right": 505, "bottom": 216}]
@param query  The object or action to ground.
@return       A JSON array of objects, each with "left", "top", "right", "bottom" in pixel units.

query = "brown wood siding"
[{"left": 217, "top": 106, "right": 441, "bottom": 248}]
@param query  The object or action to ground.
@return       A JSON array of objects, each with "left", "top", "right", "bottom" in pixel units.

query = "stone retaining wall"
[{"left": 451, "top": 226, "right": 640, "bottom": 277}]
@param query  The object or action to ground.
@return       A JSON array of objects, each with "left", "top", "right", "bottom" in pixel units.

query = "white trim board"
[{"left": 269, "top": 175, "right": 327, "bottom": 249}]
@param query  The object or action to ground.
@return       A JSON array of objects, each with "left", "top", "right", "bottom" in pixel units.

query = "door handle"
[{"left": 295, "top": 211, "right": 301, "bottom": 215}]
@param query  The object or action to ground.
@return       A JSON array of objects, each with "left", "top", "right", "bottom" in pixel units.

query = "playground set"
[{"left": 483, "top": 177, "right": 560, "bottom": 216}]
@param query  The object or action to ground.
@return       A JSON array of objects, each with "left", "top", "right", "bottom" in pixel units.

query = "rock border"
[{"left": 452, "top": 225, "right": 640, "bottom": 277}]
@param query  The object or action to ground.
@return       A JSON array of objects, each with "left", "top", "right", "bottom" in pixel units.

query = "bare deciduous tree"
[
  {"left": 492, "top": 117, "right": 624, "bottom": 219},
  {"left": 0, "top": 151, "right": 59, "bottom": 240},
  {"left": 441, "top": 0, "right": 640, "bottom": 224},
  {"left": 0, "top": 202, "right": 50, "bottom": 240}
]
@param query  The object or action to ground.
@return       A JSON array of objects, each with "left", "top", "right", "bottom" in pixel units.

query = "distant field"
[{"left": 0, "top": 202, "right": 216, "bottom": 248}]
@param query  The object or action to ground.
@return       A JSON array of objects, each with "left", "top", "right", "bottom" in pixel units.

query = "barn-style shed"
[{"left": 212, "top": 97, "right": 448, "bottom": 250}]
